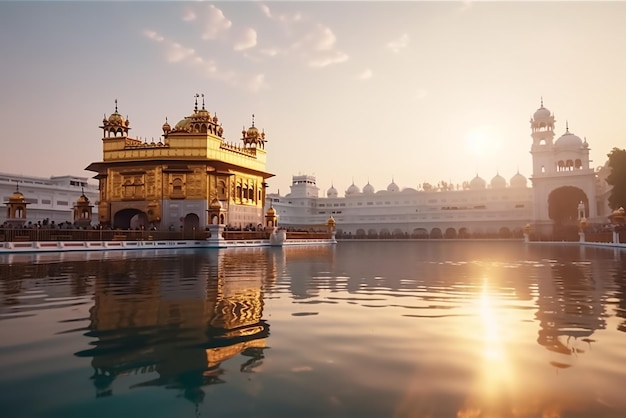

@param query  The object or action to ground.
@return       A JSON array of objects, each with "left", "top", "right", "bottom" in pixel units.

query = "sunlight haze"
[{"left": 0, "top": 1, "right": 624, "bottom": 195}]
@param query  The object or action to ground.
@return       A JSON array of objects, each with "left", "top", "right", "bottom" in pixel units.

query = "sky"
[{"left": 1, "top": 1, "right": 625, "bottom": 196}]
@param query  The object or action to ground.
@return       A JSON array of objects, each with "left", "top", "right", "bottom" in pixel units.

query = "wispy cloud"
[
  {"left": 357, "top": 69, "right": 373, "bottom": 80},
  {"left": 259, "top": 3, "right": 302, "bottom": 23},
  {"left": 292, "top": 24, "right": 349, "bottom": 68},
  {"left": 233, "top": 27, "right": 257, "bottom": 51},
  {"left": 143, "top": 29, "right": 265, "bottom": 92},
  {"left": 201, "top": 4, "right": 232, "bottom": 40},
  {"left": 182, "top": 9, "right": 196, "bottom": 22},
  {"left": 387, "top": 33, "right": 410, "bottom": 53}
]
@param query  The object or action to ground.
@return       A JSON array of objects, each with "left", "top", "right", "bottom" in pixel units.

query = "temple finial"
[
  {"left": 540, "top": 96, "right": 543, "bottom": 108},
  {"left": 252, "top": 114, "right": 255, "bottom": 127},
  {"left": 566, "top": 120, "right": 569, "bottom": 132},
  {"left": 194, "top": 93, "right": 199, "bottom": 112},
  {"left": 114, "top": 99, "right": 118, "bottom": 113},
  {"left": 201, "top": 93, "right": 205, "bottom": 110}
]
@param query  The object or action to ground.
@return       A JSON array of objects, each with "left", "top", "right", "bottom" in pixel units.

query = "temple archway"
[
  {"left": 548, "top": 186, "right": 588, "bottom": 226},
  {"left": 430, "top": 228, "right": 443, "bottom": 239},
  {"left": 412, "top": 228, "right": 428, "bottom": 239},
  {"left": 183, "top": 213, "right": 200, "bottom": 238},
  {"left": 113, "top": 209, "right": 148, "bottom": 230},
  {"left": 444, "top": 228, "right": 457, "bottom": 239},
  {"left": 548, "top": 186, "right": 588, "bottom": 239}
]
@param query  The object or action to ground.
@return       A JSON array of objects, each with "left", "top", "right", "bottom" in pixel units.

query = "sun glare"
[{"left": 465, "top": 126, "right": 499, "bottom": 159}]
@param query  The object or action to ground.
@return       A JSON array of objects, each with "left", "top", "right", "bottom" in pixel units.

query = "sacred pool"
[{"left": 0, "top": 241, "right": 625, "bottom": 418}]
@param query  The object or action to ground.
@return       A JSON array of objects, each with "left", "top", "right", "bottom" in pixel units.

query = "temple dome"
[
  {"left": 327, "top": 186, "right": 338, "bottom": 198},
  {"left": 346, "top": 183, "right": 360, "bottom": 196},
  {"left": 9, "top": 190, "right": 25, "bottom": 203},
  {"left": 162, "top": 118, "right": 171, "bottom": 133},
  {"left": 107, "top": 111, "right": 128, "bottom": 127},
  {"left": 247, "top": 126, "right": 260, "bottom": 137},
  {"left": 363, "top": 182, "right": 375, "bottom": 194},
  {"left": 490, "top": 174, "right": 506, "bottom": 189},
  {"left": 209, "top": 198, "right": 222, "bottom": 210},
  {"left": 533, "top": 106, "right": 551, "bottom": 120},
  {"left": 77, "top": 194, "right": 90, "bottom": 204},
  {"left": 510, "top": 172, "right": 527, "bottom": 188},
  {"left": 387, "top": 180, "right": 399, "bottom": 192},
  {"left": 555, "top": 130, "right": 583, "bottom": 148},
  {"left": 469, "top": 174, "right": 486, "bottom": 190},
  {"left": 174, "top": 118, "right": 191, "bottom": 131}
]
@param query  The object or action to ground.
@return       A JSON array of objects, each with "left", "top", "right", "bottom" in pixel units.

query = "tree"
[{"left": 606, "top": 147, "right": 626, "bottom": 210}]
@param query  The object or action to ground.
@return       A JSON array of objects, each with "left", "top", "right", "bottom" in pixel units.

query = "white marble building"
[
  {"left": 266, "top": 102, "right": 613, "bottom": 238},
  {"left": 0, "top": 173, "right": 99, "bottom": 225}
]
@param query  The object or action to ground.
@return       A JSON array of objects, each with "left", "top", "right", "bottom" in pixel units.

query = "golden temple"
[{"left": 86, "top": 95, "right": 273, "bottom": 233}]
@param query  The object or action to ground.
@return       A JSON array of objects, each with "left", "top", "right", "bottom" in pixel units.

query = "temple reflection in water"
[
  {"left": 1, "top": 243, "right": 625, "bottom": 417},
  {"left": 70, "top": 249, "right": 278, "bottom": 403}
]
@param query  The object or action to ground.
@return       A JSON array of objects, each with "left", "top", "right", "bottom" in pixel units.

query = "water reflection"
[
  {"left": 74, "top": 249, "right": 279, "bottom": 405},
  {"left": 1, "top": 243, "right": 626, "bottom": 418},
  {"left": 536, "top": 260, "right": 606, "bottom": 362}
]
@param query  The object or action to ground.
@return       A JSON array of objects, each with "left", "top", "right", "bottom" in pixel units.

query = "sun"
[{"left": 464, "top": 126, "right": 500, "bottom": 159}]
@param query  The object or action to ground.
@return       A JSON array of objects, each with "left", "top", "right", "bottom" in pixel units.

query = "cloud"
[
  {"left": 357, "top": 69, "right": 373, "bottom": 80},
  {"left": 144, "top": 29, "right": 263, "bottom": 92},
  {"left": 182, "top": 9, "right": 196, "bottom": 22},
  {"left": 201, "top": 4, "right": 232, "bottom": 40},
  {"left": 144, "top": 30, "right": 164, "bottom": 42},
  {"left": 233, "top": 27, "right": 257, "bottom": 51},
  {"left": 387, "top": 33, "right": 409, "bottom": 53},
  {"left": 309, "top": 51, "right": 349, "bottom": 68},
  {"left": 259, "top": 3, "right": 302, "bottom": 23},
  {"left": 292, "top": 24, "right": 349, "bottom": 68}
]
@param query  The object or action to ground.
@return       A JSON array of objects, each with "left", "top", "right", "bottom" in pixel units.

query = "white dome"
[
  {"left": 490, "top": 174, "right": 506, "bottom": 189},
  {"left": 386, "top": 180, "right": 399, "bottom": 192},
  {"left": 510, "top": 172, "right": 527, "bottom": 188},
  {"left": 555, "top": 130, "right": 583, "bottom": 148},
  {"left": 327, "top": 186, "right": 338, "bottom": 198},
  {"left": 533, "top": 106, "right": 551, "bottom": 120},
  {"left": 469, "top": 174, "right": 486, "bottom": 190},
  {"left": 363, "top": 182, "right": 375, "bottom": 194},
  {"left": 346, "top": 183, "right": 360, "bottom": 196}
]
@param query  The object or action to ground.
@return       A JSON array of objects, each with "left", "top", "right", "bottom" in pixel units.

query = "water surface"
[{"left": 1, "top": 241, "right": 625, "bottom": 418}]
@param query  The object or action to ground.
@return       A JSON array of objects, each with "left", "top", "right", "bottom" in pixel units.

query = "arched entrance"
[
  {"left": 412, "top": 228, "right": 428, "bottom": 239},
  {"left": 113, "top": 209, "right": 148, "bottom": 230},
  {"left": 430, "top": 228, "right": 443, "bottom": 239},
  {"left": 444, "top": 228, "right": 457, "bottom": 239},
  {"left": 183, "top": 213, "right": 200, "bottom": 239},
  {"left": 548, "top": 186, "right": 588, "bottom": 239}
]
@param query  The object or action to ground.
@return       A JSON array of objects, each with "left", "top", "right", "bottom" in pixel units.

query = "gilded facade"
[{"left": 86, "top": 96, "right": 273, "bottom": 232}]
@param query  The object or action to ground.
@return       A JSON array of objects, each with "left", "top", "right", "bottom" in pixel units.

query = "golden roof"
[{"left": 9, "top": 190, "right": 26, "bottom": 203}]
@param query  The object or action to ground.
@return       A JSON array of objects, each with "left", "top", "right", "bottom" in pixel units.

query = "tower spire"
[
  {"left": 566, "top": 120, "right": 569, "bottom": 133},
  {"left": 252, "top": 114, "right": 255, "bottom": 127},
  {"left": 194, "top": 93, "right": 199, "bottom": 112},
  {"left": 201, "top": 93, "right": 205, "bottom": 110},
  {"left": 114, "top": 99, "right": 118, "bottom": 113},
  {"left": 540, "top": 96, "right": 543, "bottom": 108}
]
